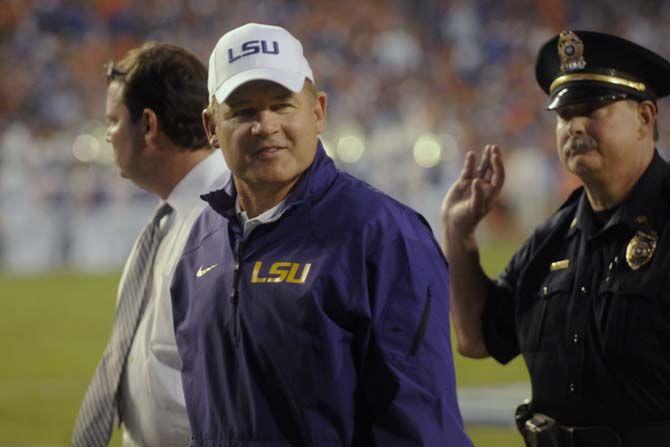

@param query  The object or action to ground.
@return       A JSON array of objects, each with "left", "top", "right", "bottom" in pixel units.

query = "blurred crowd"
[{"left": 2, "top": 0, "right": 670, "bottom": 272}]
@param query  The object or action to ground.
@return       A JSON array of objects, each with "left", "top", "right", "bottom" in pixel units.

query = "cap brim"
[
  {"left": 213, "top": 68, "right": 307, "bottom": 103},
  {"left": 547, "top": 84, "right": 633, "bottom": 110}
]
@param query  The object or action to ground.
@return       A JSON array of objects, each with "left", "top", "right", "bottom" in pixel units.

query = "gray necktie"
[{"left": 72, "top": 203, "right": 173, "bottom": 447}]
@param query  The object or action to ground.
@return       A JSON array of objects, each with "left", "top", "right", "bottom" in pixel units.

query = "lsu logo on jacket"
[{"left": 251, "top": 261, "right": 311, "bottom": 284}]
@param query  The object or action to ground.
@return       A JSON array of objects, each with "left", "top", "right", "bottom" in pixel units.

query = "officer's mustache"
[{"left": 563, "top": 136, "right": 598, "bottom": 156}]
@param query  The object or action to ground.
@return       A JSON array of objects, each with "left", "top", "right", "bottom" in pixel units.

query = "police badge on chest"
[{"left": 625, "top": 230, "right": 657, "bottom": 270}]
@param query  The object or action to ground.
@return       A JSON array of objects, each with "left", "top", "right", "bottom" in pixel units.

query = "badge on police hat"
[
  {"left": 537, "top": 30, "right": 670, "bottom": 110},
  {"left": 625, "top": 230, "right": 657, "bottom": 270},
  {"left": 558, "top": 30, "right": 586, "bottom": 73}
]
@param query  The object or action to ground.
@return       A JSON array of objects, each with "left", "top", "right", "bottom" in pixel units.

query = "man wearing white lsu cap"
[
  {"left": 170, "top": 23, "right": 472, "bottom": 447},
  {"left": 207, "top": 23, "right": 315, "bottom": 104}
]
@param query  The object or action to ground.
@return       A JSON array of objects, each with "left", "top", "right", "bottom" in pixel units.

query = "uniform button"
[
  {"left": 580, "top": 286, "right": 587, "bottom": 294},
  {"left": 569, "top": 383, "right": 576, "bottom": 393},
  {"left": 572, "top": 333, "right": 579, "bottom": 343}
]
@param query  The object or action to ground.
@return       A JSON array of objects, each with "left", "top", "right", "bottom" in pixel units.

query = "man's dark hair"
[{"left": 107, "top": 42, "right": 209, "bottom": 150}]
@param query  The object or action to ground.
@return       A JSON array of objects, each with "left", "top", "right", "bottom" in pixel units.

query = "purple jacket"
[{"left": 171, "top": 143, "right": 472, "bottom": 447}]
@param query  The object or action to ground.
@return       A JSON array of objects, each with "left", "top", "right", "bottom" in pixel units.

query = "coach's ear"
[
  {"left": 202, "top": 106, "right": 219, "bottom": 148},
  {"left": 142, "top": 108, "right": 160, "bottom": 148},
  {"left": 314, "top": 91, "right": 327, "bottom": 134}
]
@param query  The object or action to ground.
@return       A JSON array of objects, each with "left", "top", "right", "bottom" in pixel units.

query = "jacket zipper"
[{"left": 232, "top": 238, "right": 244, "bottom": 345}]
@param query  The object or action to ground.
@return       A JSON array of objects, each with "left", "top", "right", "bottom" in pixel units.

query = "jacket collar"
[
  {"left": 200, "top": 140, "right": 337, "bottom": 219},
  {"left": 570, "top": 150, "right": 670, "bottom": 237}
]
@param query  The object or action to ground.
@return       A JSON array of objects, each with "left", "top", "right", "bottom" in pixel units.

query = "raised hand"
[{"left": 441, "top": 144, "right": 505, "bottom": 236}]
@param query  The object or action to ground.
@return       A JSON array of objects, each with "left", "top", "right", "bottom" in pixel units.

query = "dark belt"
[{"left": 520, "top": 412, "right": 670, "bottom": 447}]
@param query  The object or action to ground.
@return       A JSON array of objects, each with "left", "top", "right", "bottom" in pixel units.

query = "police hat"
[{"left": 535, "top": 30, "right": 670, "bottom": 110}]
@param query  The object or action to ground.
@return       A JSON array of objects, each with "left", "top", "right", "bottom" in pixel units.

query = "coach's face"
[
  {"left": 205, "top": 80, "right": 327, "bottom": 189},
  {"left": 105, "top": 81, "right": 145, "bottom": 180}
]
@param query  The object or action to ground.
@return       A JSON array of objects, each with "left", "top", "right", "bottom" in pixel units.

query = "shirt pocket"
[
  {"left": 597, "top": 276, "right": 664, "bottom": 362},
  {"left": 518, "top": 269, "right": 573, "bottom": 353}
]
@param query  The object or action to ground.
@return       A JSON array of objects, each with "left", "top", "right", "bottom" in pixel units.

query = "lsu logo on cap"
[
  {"left": 228, "top": 40, "right": 279, "bottom": 63},
  {"left": 251, "top": 261, "right": 311, "bottom": 284}
]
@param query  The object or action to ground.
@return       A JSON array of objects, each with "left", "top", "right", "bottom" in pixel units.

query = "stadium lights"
[
  {"left": 336, "top": 134, "right": 365, "bottom": 164},
  {"left": 413, "top": 133, "right": 442, "bottom": 168},
  {"left": 72, "top": 134, "right": 100, "bottom": 162}
]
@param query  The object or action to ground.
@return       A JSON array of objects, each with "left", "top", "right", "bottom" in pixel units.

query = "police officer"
[{"left": 441, "top": 30, "right": 670, "bottom": 446}]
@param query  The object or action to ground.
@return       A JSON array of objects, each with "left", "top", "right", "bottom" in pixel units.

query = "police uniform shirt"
[{"left": 483, "top": 150, "right": 670, "bottom": 427}]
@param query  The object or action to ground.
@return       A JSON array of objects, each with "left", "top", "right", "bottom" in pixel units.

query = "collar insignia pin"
[{"left": 634, "top": 215, "right": 648, "bottom": 225}]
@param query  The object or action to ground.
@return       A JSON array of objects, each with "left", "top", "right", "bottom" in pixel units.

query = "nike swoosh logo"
[{"left": 196, "top": 264, "right": 218, "bottom": 278}]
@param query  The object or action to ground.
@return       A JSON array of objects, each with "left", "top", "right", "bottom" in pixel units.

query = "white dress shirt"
[
  {"left": 225, "top": 174, "right": 287, "bottom": 239},
  {"left": 119, "top": 150, "right": 228, "bottom": 447}
]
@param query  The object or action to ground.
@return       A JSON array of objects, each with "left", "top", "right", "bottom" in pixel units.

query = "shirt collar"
[
  {"left": 570, "top": 150, "right": 670, "bottom": 237},
  {"left": 235, "top": 196, "right": 288, "bottom": 239},
  {"left": 166, "top": 150, "right": 229, "bottom": 216},
  {"left": 235, "top": 199, "right": 286, "bottom": 222}
]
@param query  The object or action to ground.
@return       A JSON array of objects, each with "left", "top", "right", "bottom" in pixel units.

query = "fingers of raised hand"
[
  {"left": 490, "top": 145, "right": 505, "bottom": 193},
  {"left": 460, "top": 151, "right": 476, "bottom": 180},
  {"left": 477, "top": 145, "right": 492, "bottom": 179},
  {"left": 471, "top": 179, "right": 483, "bottom": 215},
  {"left": 471, "top": 174, "right": 500, "bottom": 216}
]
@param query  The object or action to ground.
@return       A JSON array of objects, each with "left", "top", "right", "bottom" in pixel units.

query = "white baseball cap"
[{"left": 208, "top": 23, "right": 314, "bottom": 103}]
